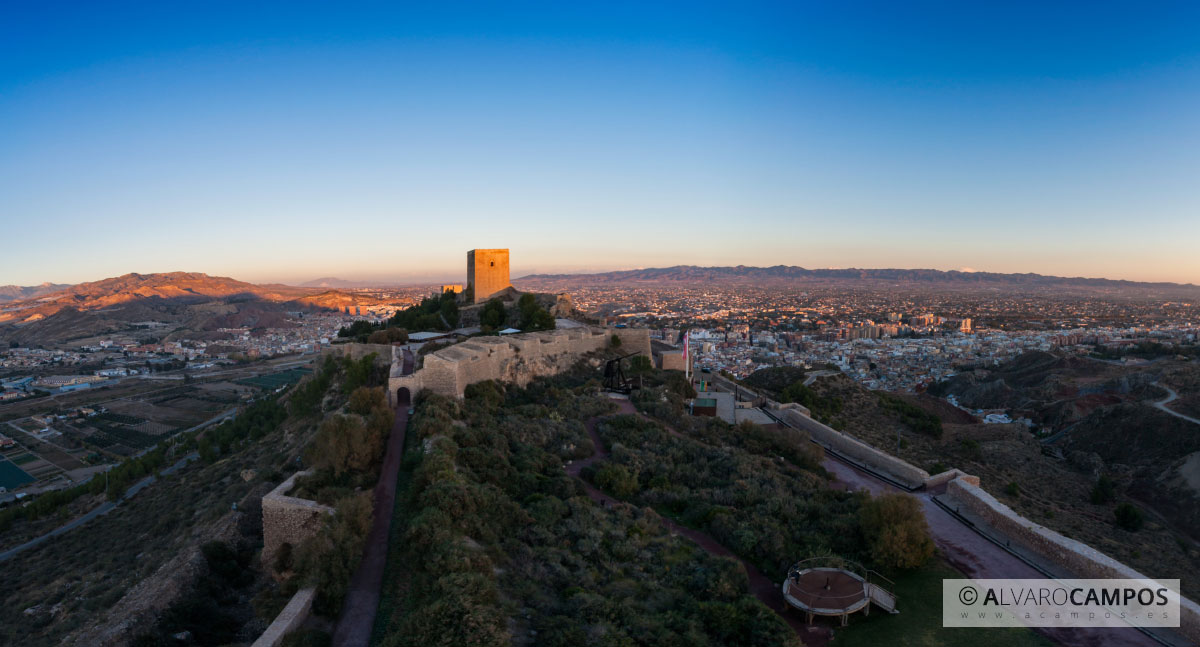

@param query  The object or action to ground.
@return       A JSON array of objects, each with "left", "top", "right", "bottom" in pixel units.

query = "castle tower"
[{"left": 467, "top": 249, "right": 511, "bottom": 303}]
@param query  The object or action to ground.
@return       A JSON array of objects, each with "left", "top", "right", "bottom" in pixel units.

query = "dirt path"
[
  {"left": 1153, "top": 382, "right": 1200, "bottom": 426},
  {"left": 571, "top": 399, "right": 832, "bottom": 646},
  {"left": 331, "top": 399, "right": 410, "bottom": 647}
]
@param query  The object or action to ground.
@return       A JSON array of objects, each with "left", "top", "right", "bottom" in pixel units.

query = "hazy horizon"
[
  {"left": 3, "top": 2, "right": 1199, "bottom": 286},
  {"left": 7, "top": 258, "right": 1200, "bottom": 290}
]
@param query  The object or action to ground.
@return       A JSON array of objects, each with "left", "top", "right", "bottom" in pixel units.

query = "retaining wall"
[
  {"left": 946, "top": 479, "right": 1200, "bottom": 644},
  {"left": 250, "top": 587, "right": 317, "bottom": 647},
  {"left": 261, "top": 471, "right": 335, "bottom": 572}
]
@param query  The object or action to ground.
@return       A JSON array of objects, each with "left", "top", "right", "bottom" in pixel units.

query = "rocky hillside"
[
  {"left": 0, "top": 272, "right": 402, "bottom": 346},
  {"left": 0, "top": 282, "right": 72, "bottom": 303}
]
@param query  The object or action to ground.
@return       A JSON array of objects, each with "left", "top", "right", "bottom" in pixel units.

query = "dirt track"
[{"left": 331, "top": 396, "right": 410, "bottom": 647}]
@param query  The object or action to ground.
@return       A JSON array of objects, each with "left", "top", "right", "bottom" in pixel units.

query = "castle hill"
[{"left": 3, "top": 5, "right": 1200, "bottom": 647}]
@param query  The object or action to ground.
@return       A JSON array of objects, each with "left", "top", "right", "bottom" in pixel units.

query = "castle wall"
[
  {"left": 322, "top": 343, "right": 396, "bottom": 367},
  {"left": 261, "top": 471, "right": 334, "bottom": 573},
  {"left": 388, "top": 326, "right": 650, "bottom": 403},
  {"left": 946, "top": 479, "right": 1200, "bottom": 644},
  {"left": 776, "top": 407, "right": 931, "bottom": 487}
]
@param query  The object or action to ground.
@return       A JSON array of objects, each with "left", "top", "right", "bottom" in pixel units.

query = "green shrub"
[
  {"left": 1114, "top": 503, "right": 1144, "bottom": 531},
  {"left": 859, "top": 493, "right": 934, "bottom": 570},
  {"left": 1089, "top": 474, "right": 1115, "bottom": 504}
]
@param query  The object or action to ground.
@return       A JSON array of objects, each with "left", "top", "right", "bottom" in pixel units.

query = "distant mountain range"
[
  {"left": 0, "top": 272, "right": 402, "bottom": 346},
  {"left": 0, "top": 282, "right": 73, "bottom": 303},
  {"left": 518, "top": 265, "right": 1199, "bottom": 293},
  {"left": 299, "top": 277, "right": 365, "bottom": 288}
]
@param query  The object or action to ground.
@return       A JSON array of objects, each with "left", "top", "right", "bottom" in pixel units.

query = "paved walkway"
[{"left": 331, "top": 398, "right": 410, "bottom": 647}]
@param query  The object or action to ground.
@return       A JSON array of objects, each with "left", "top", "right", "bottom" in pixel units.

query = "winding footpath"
[{"left": 331, "top": 398, "right": 411, "bottom": 647}]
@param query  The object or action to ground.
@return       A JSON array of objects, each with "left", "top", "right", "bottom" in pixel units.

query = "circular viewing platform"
[{"left": 782, "top": 558, "right": 895, "bottom": 626}]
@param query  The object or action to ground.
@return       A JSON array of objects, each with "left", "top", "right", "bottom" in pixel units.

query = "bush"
[
  {"left": 306, "top": 406, "right": 392, "bottom": 478},
  {"left": 593, "top": 463, "right": 639, "bottom": 498},
  {"left": 859, "top": 494, "right": 934, "bottom": 570},
  {"left": 877, "top": 393, "right": 943, "bottom": 439},
  {"left": 367, "top": 327, "right": 409, "bottom": 345},
  {"left": 779, "top": 381, "right": 843, "bottom": 425},
  {"left": 1114, "top": 503, "right": 1144, "bottom": 531},
  {"left": 295, "top": 493, "right": 373, "bottom": 615},
  {"left": 1089, "top": 474, "right": 1115, "bottom": 504}
]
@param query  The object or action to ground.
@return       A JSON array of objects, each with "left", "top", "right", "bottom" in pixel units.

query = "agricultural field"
[
  {"left": 0, "top": 456, "right": 34, "bottom": 490},
  {"left": 236, "top": 366, "right": 311, "bottom": 390}
]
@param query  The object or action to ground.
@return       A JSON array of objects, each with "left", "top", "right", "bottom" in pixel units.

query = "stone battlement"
[{"left": 388, "top": 326, "right": 650, "bottom": 402}]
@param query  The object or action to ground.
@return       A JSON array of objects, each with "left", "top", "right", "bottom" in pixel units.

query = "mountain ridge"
[{"left": 517, "top": 265, "right": 1199, "bottom": 291}]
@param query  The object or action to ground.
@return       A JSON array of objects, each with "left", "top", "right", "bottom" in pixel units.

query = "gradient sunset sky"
[{"left": 2, "top": 2, "right": 1199, "bottom": 286}]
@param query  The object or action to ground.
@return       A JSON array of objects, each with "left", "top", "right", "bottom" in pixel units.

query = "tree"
[
  {"left": 610, "top": 334, "right": 622, "bottom": 348},
  {"left": 859, "top": 493, "right": 934, "bottom": 569},
  {"left": 480, "top": 299, "right": 507, "bottom": 331},
  {"left": 440, "top": 295, "right": 460, "bottom": 328}
]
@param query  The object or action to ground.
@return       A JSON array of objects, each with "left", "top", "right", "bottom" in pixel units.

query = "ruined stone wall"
[
  {"left": 946, "top": 479, "right": 1200, "bottom": 644},
  {"left": 261, "top": 471, "right": 334, "bottom": 572},
  {"left": 388, "top": 326, "right": 650, "bottom": 403}
]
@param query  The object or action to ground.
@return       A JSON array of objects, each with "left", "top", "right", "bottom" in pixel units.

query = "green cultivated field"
[
  {"left": 0, "top": 457, "right": 35, "bottom": 489},
  {"left": 237, "top": 367, "right": 312, "bottom": 390}
]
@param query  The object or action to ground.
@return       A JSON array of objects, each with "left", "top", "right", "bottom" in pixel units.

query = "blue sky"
[{"left": 2, "top": 1, "right": 1198, "bottom": 285}]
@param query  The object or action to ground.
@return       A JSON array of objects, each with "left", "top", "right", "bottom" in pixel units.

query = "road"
[
  {"left": 803, "top": 370, "right": 839, "bottom": 386},
  {"left": 1153, "top": 383, "right": 1200, "bottom": 426},
  {"left": 0, "top": 450, "right": 199, "bottom": 563}
]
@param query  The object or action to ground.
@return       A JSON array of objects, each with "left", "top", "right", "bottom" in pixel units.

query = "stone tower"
[{"left": 467, "top": 249, "right": 511, "bottom": 304}]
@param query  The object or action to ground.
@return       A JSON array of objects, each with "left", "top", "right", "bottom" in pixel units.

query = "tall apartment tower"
[{"left": 467, "top": 249, "right": 511, "bottom": 304}]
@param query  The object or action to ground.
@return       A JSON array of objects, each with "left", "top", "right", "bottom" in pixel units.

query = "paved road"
[
  {"left": 1153, "top": 383, "right": 1200, "bottom": 426},
  {"left": 821, "top": 443, "right": 1161, "bottom": 646},
  {"left": 803, "top": 370, "right": 838, "bottom": 386},
  {"left": 332, "top": 397, "right": 411, "bottom": 647}
]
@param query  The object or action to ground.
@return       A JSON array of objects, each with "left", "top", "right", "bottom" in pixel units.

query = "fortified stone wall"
[
  {"left": 946, "top": 479, "right": 1200, "bottom": 644},
  {"left": 322, "top": 343, "right": 396, "bottom": 367},
  {"left": 388, "top": 326, "right": 650, "bottom": 402},
  {"left": 261, "top": 471, "right": 335, "bottom": 572},
  {"left": 776, "top": 407, "right": 931, "bottom": 487}
]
